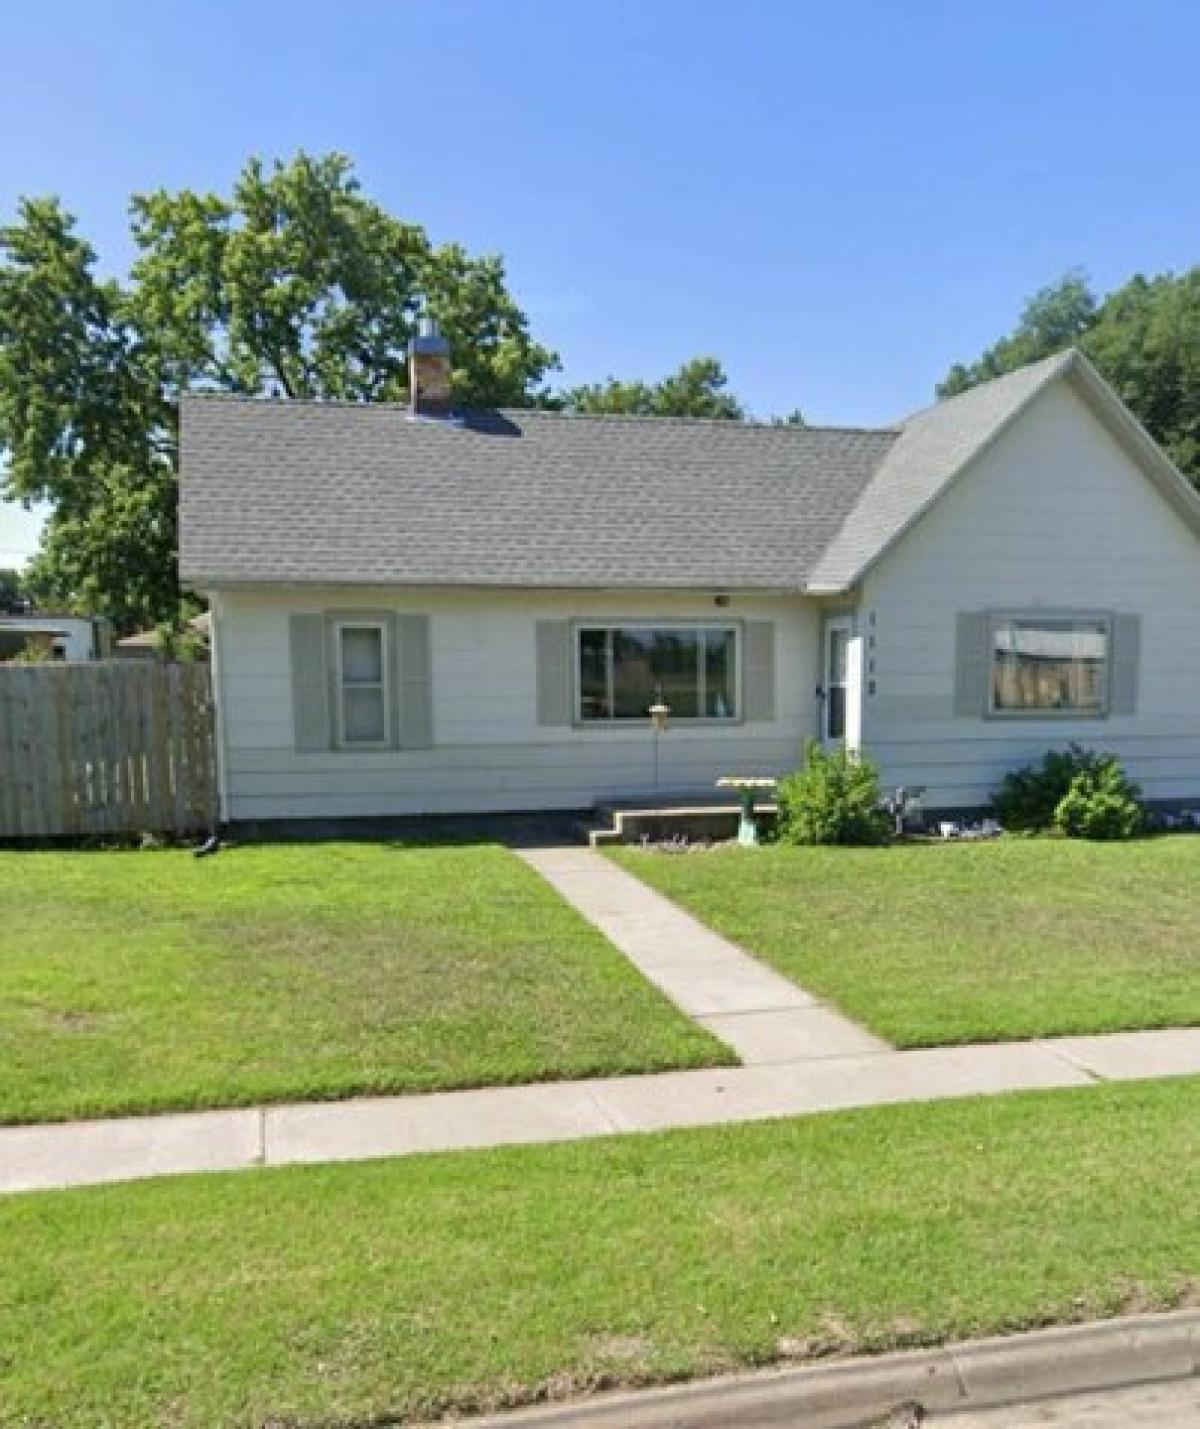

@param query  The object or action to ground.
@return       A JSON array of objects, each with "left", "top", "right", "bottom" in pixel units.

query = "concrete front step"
[{"left": 587, "top": 801, "right": 779, "bottom": 847}]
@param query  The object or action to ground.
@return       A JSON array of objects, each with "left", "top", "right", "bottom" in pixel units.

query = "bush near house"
[
  {"left": 992, "top": 744, "right": 1142, "bottom": 840},
  {"left": 1055, "top": 759, "right": 1144, "bottom": 840},
  {"left": 775, "top": 741, "right": 891, "bottom": 847}
]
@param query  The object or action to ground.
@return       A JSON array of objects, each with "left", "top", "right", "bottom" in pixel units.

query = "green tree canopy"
[
  {"left": 0, "top": 154, "right": 558, "bottom": 630},
  {"left": 1083, "top": 272, "right": 1200, "bottom": 482},
  {"left": 556, "top": 355, "right": 745, "bottom": 419},
  {"left": 938, "top": 271, "right": 1098, "bottom": 397},
  {"left": 0, "top": 566, "right": 24, "bottom": 612},
  {"left": 938, "top": 267, "right": 1200, "bottom": 484},
  {"left": 127, "top": 153, "right": 554, "bottom": 407}
]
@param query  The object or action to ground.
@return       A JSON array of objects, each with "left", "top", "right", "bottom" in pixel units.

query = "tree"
[
  {"left": 127, "top": 153, "right": 554, "bottom": 407},
  {"left": 0, "top": 197, "right": 168, "bottom": 626},
  {"left": 938, "top": 270, "right": 1098, "bottom": 398},
  {"left": 0, "top": 154, "right": 558, "bottom": 630},
  {"left": 1082, "top": 271, "right": 1200, "bottom": 482},
  {"left": 0, "top": 567, "right": 23, "bottom": 612},
  {"left": 557, "top": 355, "right": 745, "bottom": 419},
  {"left": 937, "top": 266, "right": 1200, "bottom": 485}
]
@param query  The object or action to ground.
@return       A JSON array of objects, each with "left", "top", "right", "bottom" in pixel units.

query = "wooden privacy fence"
[{"left": 0, "top": 662, "right": 217, "bottom": 839}]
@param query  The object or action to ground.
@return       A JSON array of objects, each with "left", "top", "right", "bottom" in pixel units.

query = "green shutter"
[
  {"left": 394, "top": 614, "right": 433, "bottom": 749},
  {"left": 1110, "top": 614, "right": 1141, "bottom": 717},
  {"left": 744, "top": 621, "right": 776, "bottom": 722},
  {"left": 536, "top": 621, "right": 572, "bottom": 726},
  {"left": 290, "top": 614, "right": 332, "bottom": 752},
  {"left": 955, "top": 612, "right": 991, "bottom": 718}
]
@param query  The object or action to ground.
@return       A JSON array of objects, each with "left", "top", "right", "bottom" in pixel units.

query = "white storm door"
[{"left": 822, "top": 617, "right": 855, "bottom": 747}]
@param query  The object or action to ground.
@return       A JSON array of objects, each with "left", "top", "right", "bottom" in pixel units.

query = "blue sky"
[{"left": 2, "top": 0, "right": 1198, "bottom": 565}]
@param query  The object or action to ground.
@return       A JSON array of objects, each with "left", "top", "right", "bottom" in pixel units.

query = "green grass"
[
  {"left": 3, "top": 1078, "right": 1199, "bottom": 1426},
  {"left": 610, "top": 836, "right": 1200, "bottom": 1046},
  {"left": 0, "top": 842, "right": 728, "bottom": 1125}
]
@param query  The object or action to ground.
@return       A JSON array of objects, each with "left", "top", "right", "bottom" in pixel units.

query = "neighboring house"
[
  {"left": 179, "top": 334, "right": 1200, "bottom": 825},
  {"left": 115, "top": 611, "right": 212, "bottom": 661},
  {"left": 0, "top": 613, "right": 111, "bottom": 663}
]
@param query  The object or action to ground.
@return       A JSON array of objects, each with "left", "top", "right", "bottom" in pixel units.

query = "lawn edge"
[
  {"left": 459, "top": 1307, "right": 1200, "bottom": 1428},
  {"left": 0, "top": 1037, "right": 738, "bottom": 1129},
  {"left": 605, "top": 844, "right": 1200, "bottom": 1050}
]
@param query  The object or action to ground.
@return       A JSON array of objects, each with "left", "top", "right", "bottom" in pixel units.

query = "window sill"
[
  {"left": 985, "top": 709, "right": 1109, "bottom": 721},
  {"left": 572, "top": 718, "right": 745, "bottom": 731}
]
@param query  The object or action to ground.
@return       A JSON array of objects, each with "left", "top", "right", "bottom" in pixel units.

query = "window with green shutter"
[
  {"left": 289, "top": 612, "right": 433, "bottom": 751},
  {"left": 954, "top": 610, "right": 1141, "bottom": 720}
]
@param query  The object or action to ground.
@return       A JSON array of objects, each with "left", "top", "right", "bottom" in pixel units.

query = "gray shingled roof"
[
  {"left": 178, "top": 399, "right": 897, "bottom": 590},
  {"left": 182, "top": 349, "right": 1181, "bottom": 594},
  {"left": 807, "top": 351, "right": 1077, "bottom": 592}
]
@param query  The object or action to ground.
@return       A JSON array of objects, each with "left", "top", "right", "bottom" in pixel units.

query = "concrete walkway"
[
  {"left": 5, "top": 845, "right": 1200, "bottom": 1196},
  {"left": 517, "top": 847, "right": 889, "bottom": 1063},
  {"left": 5, "top": 1028, "right": 1200, "bottom": 1195}
]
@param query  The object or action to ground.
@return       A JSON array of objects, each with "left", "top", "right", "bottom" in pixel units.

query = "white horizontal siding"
[
  {"left": 861, "top": 381, "right": 1200, "bottom": 808},
  {"left": 212, "top": 587, "right": 818, "bottom": 818}
]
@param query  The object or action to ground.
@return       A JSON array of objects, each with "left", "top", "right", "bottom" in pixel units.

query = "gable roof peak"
[
  {"left": 895, "top": 346, "right": 1078, "bottom": 430},
  {"left": 807, "top": 347, "right": 1200, "bottom": 593}
]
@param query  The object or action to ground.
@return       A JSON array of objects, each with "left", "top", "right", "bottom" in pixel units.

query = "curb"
[{"left": 457, "top": 1310, "right": 1200, "bottom": 1428}]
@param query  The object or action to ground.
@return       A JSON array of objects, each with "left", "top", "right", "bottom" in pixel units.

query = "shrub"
[
  {"left": 992, "top": 743, "right": 1142, "bottom": 839},
  {"left": 776, "top": 741, "right": 891, "bottom": 846},
  {"left": 992, "top": 744, "right": 1099, "bottom": 832},
  {"left": 1054, "top": 760, "right": 1143, "bottom": 840}
]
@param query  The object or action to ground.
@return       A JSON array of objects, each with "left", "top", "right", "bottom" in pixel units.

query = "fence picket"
[{"left": 0, "top": 662, "right": 216, "bottom": 839}]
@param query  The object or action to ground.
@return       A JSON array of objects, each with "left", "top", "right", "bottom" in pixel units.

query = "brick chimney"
[{"left": 408, "top": 316, "right": 453, "bottom": 419}]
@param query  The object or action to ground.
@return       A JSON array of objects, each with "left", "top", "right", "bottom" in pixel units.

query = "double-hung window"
[
  {"left": 335, "top": 621, "right": 389, "bottom": 746},
  {"left": 990, "top": 614, "right": 1109, "bottom": 716},
  {"left": 577, "top": 624, "right": 738, "bottom": 722}
]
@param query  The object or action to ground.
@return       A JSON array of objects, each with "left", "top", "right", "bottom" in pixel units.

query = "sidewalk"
[
  {"left": 5, "top": 1027, "right": 1200, "bottom": 1195},
  {"left": 5, "top": 847, "right": 1200, "bottom": 1195}
]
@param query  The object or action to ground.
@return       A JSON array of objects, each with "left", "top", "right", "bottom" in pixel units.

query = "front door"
[{"left": 822, "top": 617, "right": 853, "bottom": 745}]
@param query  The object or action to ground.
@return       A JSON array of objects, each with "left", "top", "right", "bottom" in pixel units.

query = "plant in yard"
[
  {"left": 775, "top": 741, "right": 891, "bottom": 846},
  {"left": 9, "top": 637, "right": 53, "bottom": 663},
  {"left": 993, "top": 744, "right": 1142, "bottom": 839},
  {"left": 992, "top": 744, "right": 1095, "bottom": 831},
  {"left": 1054, "top": 758, "right": 1143, "bottom": 840},
  {"left": 153, "top": 619, "right": 207, "bottom": 663}
]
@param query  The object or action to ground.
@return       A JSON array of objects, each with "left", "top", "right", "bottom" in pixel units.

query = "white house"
[
  {"left": 0, "top": 613, "right": 111, "bottom": 663},
  {"left": 178, "top": 336, "right": 1200, "bottom": 826}
]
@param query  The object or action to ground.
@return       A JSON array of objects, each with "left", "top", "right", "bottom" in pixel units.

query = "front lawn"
[
  {"left": 0, "top": 843, "right": 728, "bottom": 1125},
  {"left": 3, "top": 1078, "right": 1198, "bottom": 1426},
  {"left": 610, "top": 837, "right": 1200, "bottom": 1046}
]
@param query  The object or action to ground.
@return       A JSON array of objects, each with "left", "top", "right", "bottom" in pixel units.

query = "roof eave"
[
  {"left": 802, "top": 580, "right": 855, "bottom": 597},
  {"left": 1065, "top": 349, "right": 1200, "bottom": 537},
  {"left": 184, "top": 574, "right": 810, "bottom": 597}
]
